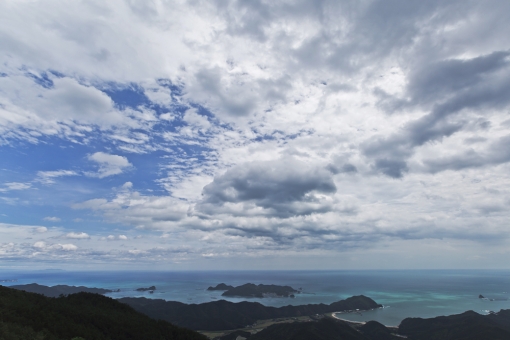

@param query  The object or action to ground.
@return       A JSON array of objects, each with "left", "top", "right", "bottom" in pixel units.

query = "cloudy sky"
[{"left": 1, "top": 0, "right": 510, "bottom": 270}]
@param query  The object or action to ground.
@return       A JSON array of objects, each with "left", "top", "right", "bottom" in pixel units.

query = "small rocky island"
[
  {"left": 208, "top": 283, "right": 299, "bottom": 298},
  {"left": 136, "top": 286, "right": 156, "bottom": 292}
]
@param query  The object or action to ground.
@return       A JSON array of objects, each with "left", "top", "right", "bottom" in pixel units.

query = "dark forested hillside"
[
  {"left": 120, "top": 295, "right": 381, "bottom": 330},
  {"left": 0, "top": 285, "right": 207, "bottom": 340},
  {"left": 249, "top": 318, "right": 369, "bottom": 340},
  {"left": 398, "top": 310, "right": 510, "bottom": 340}
]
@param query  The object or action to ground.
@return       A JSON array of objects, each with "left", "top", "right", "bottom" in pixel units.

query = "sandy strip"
[{"left": 330, "top": 313, "right": 366, "bottom": 325}]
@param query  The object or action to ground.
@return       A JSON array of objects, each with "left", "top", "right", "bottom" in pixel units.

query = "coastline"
[
  {"left": 330, "top": 308, "right": 399, "bottom": 328},
  {"left": 330, "top": 313, "right": 366, "bottom": 325},
  {"left": 3, "top": 269, "right": 510, "bottom": 327}
]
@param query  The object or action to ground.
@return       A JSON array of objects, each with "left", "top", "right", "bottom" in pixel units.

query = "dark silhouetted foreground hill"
[
  {"left": 120, "top": 295, "right": 381, "bottom": 330},
  {"left": 250, "top": 318, "right": 369, "bottom": 340},
  {"left": 214, "top": 310, "right": 510, "bottom": 340},
  {"left": 9, "top": 283, "right": 112, "bottom": 297},
  {"left": 359, "top": 321, "right": 400, "bottom": 340},
  {"left": 215, "top": 319, "right": 401, "bottom": 340},
  {"left": 399, "top": 309, "right": 510, "bottom": 340},
  {"left": 0, "top": 285, "right": 207, "bottom": 340}
]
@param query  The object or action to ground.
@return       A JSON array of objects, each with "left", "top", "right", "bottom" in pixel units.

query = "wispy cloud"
[
  {"left": 36, "top": 170, "right": 79, "bottom": 184},
  {"left": 43, "top": 216, "right": 61, "bottom": 222},
  {"left": 0, "top": 182, "right": 31, "bottom": 192}
]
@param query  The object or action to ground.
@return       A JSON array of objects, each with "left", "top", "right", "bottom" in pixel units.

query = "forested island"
[{"left": 207, "top": 283, "right": 299, "bottom": 298}]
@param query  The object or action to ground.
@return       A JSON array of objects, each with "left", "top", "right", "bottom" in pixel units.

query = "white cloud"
[
  {"left": 36, "top": 170, "right": 78, "bottom": 184},
  {"left": 35, "top": 227, "right": 48, "bottom": 233},
  {"left": 33, "top": 241, "right": 45, "bottom": 249},
  {"left": 102, "top": 234, "right": 128, "bottom": 241},
  {"left": 60, "top": 244, "right": 78, "bottom": 251},
  {"left": 1, "top": 0, "right": 510, "bottom": 269},
  {"left": 183, "top": 108, "right": 210, "bottom": 130},
  {"left": 86, "top": 152, "right": 132, "bottom": 178},
  {"left": 66, "top": 232, "right": 90, "bottom": 239},
  {"left": 0, "top": 182, "right": 31, "bottom": 192},
  {"left": 43, "top": 216, "right": 61, "bottom": 222}
]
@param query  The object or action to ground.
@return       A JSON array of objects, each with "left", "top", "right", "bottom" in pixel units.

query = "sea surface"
[{"left": 1, "top": 270, "right": 509, "bottom": 326}]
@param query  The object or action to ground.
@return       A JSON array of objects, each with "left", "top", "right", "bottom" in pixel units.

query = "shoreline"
[{"left": 330, "top": 309, "right": 398, "bottom": 328}]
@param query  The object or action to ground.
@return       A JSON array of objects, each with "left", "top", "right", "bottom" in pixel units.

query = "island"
[
  {"left": 220, "top": 283, "right": 299, "bottom": 298},
  {"left": 207, "top": 283, "right": 235, "bottom": 291},
  {"left": 136, "top": 285, "right": 156, "bottom": 292}
]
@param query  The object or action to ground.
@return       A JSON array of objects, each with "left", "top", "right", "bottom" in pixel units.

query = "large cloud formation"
[
  {"left": 1, "top": 0, "right": 510, "bottom": 269},
  {"left": 198, "top": 158, "right": 336, "bottom": 218}
]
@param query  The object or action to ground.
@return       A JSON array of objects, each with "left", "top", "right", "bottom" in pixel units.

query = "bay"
[{"left": 1, "top": 269, "right": 509, "bottom": 326}]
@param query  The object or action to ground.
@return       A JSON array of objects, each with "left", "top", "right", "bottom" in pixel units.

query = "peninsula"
[
  {"left": 9, "top": 283, "right": 114, "bottom": 297},
  {"left": 119, "top": 295, "right": 381, "bottom": 331}
]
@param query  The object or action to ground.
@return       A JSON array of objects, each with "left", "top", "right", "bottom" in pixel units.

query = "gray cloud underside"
[{"left": 2, "top": 0, "right": 510, "bottom": 267}]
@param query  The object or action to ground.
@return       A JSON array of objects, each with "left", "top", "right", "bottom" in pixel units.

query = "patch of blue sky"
[
  {"left": 0, "top": 190, "right": 112, "bottom": 235},
  {"left": 0, "top": 139, "right": 149, "bottom": 220},
  {"left": 156, "top": 78, "right": 184, "bottom": 98},
  {"left": 100, "top": 82, "right": 151, "bottom": 109},
  {"left": 0, "top": 75, "right": 224, "bottom": 230},
  {"left": 23, "top": 69, "right": 55, "bottom": 89}
]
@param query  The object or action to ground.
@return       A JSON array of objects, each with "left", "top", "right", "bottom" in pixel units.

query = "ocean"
[{"left": 1, "top": 269, "right": 509, "bottom": 326}]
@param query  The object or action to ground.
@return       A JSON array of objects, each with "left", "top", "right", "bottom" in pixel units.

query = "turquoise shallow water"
[{"left": 1, "top": 270, "right": 509, "bottom": 326}]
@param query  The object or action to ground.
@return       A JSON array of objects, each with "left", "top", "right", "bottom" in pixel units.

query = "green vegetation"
[
  {"left": 249, "top": 318, "right": 368, "bottom": 340},
  {"left": 358, "top": 321, "right": 400, "bottom": 340},
  {"left": 9, "top": 284, "right": 112, "bottom": 298},
  {"left": 120, "top": 295, "right": 382, "bottom": 330},
  {"left": 0, "top": 285, "right": 207, "bottom": 340},
  {"left": 399, "top": 310, "right": 510, "bottom": 340},
  {"left": 206, "top": 284, "right": 234, "bottom": 291},
  {"left": 221, "top": 283, "right": 298, "bottom": 298}
]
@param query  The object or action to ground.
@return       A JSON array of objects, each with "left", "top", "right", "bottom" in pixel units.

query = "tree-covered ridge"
[
  {"left": 398, "top": 310, "right": 510, "bottom": 340},
  {"left": 9, "top": 283, "right": 113, "bottom": 298},
  {"left": 0, "top": 285, "right": 207, "bottom": 340},
  {"left": 221, "top": 283, "right": 298, "bottom": 298},
  {"left": 249, "top": 318, "right": 369, "bottom": 340},
  {"left": 120, "top": 295, "right": 382, "bottom": 331}
]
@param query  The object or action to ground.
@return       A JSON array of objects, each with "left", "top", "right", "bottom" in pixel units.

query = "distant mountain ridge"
[{"left": 9, "top": 283, "right": 113, "bottom": 297}]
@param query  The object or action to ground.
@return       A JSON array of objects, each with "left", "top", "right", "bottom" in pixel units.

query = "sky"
[{"left": 1, "top": 0, "right": 510, "bottom": 270}]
